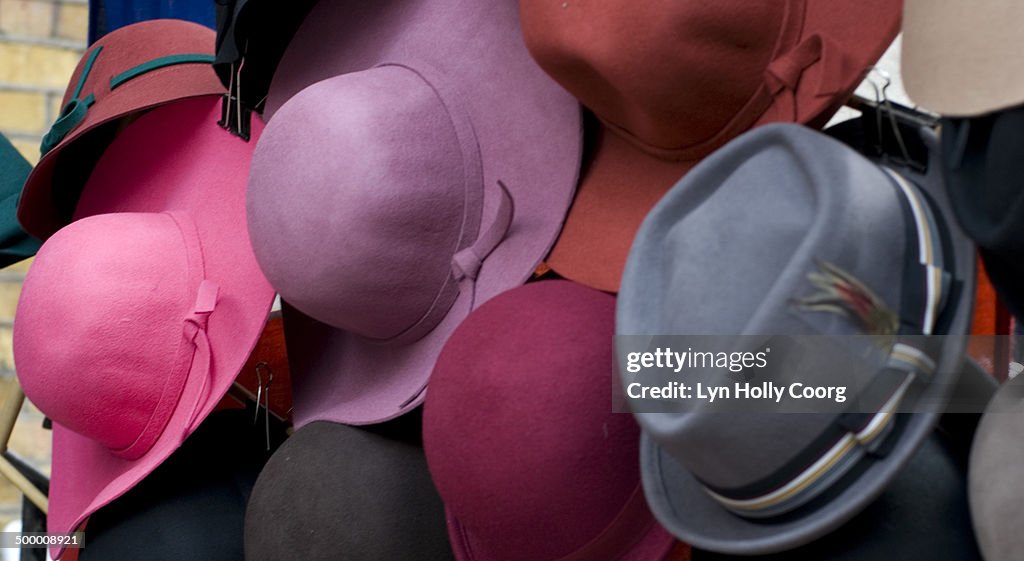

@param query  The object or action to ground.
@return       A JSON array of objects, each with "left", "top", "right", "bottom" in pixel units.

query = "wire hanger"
[
  {"left": 845, "top": 67, "right": 937, "bottom": 173},
  {"left": 217, "top": 40, "right": 253, "bottom": 141},
  {"left": 228, "top": 361, "right": 285, "bottom": 453}
]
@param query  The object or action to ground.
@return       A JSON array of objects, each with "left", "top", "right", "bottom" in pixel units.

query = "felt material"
[
  {"left": 13, "top": 96, "right": 274, "bottom": 559},
  {"left": 692, "top": 433, "right": 982, "bottom": 561},
  {"left": 968, "top": 375, "right": 1024, "bottom": 561},
  {"left": 618, "top": 123, "right": 975, "bottom": 554},
  {"left": 0, "top": 133, "right": 41, "bottom": 266},
  {"left": 822, "top": 107, "right": 1009, "bottom": 335},
  {"left": 244, "top": 414, "right": 454, "bottom": 561},
  {"left": 80, "top": 410, "right": 279, "bottom": 561},
  {"left": 18, "top": 19, "right": 224, "bottom": 240},
  {"left": 519, "top": 0, "right": 902, "bottom": 292},
  {"left": 213, "top": 0, "right": 317, "bottom": 112},
  {"left": 940, "top": 107, "right": 1024, "bottom": 320},
  {"left": 902, "top": 0, "right": 1024, "bottom": 116},
  {"left": 423, "top": 280, "right": 677, "bottom": 561},
  {"left": 247, "top": 0, "right": 580, "bottom": 425},
  {"left": 89, "top": 0, "right": 215, "bottom": 44}
]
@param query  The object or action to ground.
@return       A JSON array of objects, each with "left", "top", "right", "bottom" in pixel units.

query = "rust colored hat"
[
  {"left": 520, "top": 0, "right": 901, "bottom": 292},
  {"left": 17, "top": 19, "right": 224, "bottom": 241}
]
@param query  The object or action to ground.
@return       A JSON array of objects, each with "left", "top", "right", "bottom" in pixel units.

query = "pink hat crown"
[{"left": 15, "top": 211, "right": 217, "bottom": 461}]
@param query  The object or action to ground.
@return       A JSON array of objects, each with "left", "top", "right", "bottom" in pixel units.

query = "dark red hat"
[
  {"left": 423, "top": 280, "right": 679, "bottom": 561},
  {"left": 520, "top": 0, "right": 901, "bottom": 292}
]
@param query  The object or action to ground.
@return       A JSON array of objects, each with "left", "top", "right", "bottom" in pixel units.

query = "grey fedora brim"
[
  {"left": 690, "top": 431, "right": 983, "bottom": 561},
  {"left": 637, "top": 124, "right": 975, "bottom": 554}
]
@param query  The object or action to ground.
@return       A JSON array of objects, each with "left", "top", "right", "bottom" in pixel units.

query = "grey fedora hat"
[
  {"left": 691, "top": 357, "right": 997, "bottom": 561},
  {"left": 617, "top": 123, "right": 975, "bottom": 554},
  {"left": 968, "top": 374, "right": 1024, "bottom": 561}
]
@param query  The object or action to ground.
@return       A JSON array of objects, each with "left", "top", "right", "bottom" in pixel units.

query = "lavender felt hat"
[{"left": 246, "top": 0, "right": 581, "bottom": 425}]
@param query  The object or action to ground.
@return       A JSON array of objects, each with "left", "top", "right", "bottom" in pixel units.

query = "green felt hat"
[{"left": 0, "top": 134, "right": 40, "bottom": 267}]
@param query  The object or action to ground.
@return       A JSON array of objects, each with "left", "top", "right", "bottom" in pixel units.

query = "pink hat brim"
[{"left": 44, "top": 96, "right": 273, "bottom": 558}]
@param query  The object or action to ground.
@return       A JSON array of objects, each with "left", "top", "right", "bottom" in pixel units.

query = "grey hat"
[
  {"left": 617, "top": 123, "right": 975, "bottom": 554},
  {"left": 968, "top": 374, "right": 1024, "bottom": 561}
]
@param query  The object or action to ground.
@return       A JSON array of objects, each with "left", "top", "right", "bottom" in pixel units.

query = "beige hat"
[
  {"left": 902, "top": 0, "right": 1024, "bottom": 116},
  {"left": 968, "top": 374, "right": 1024, "bottom": 561}
]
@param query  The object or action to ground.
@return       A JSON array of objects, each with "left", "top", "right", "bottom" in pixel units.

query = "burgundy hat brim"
[{"left": 446, "top": 503, "right": 678, "bottom": 561}]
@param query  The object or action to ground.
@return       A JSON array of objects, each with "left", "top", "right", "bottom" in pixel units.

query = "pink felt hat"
[
  {"left": 422, "top": 280, "right": 678, "bottom": 561},
  {"left": 246, "top": 0, "right": 581, "bottom": 425},
  {"left": 13, "top": 96, "right": 273, "bottom": 559}
]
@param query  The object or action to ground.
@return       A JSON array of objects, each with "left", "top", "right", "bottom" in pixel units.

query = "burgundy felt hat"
[
  {"left": 423, "top": 280, "right": 679, "bottom": 561},
  {"left": 17, "top": 19, "right": 224, "bottom": 241},
  {"left": 519, "top": 0, "right": 901, "bottom": 292},
  {"left": 246, "top": 0, "right": 581, "bottom": 425},
  {"left": 13, "top": 96, "right": 273, "bottom": 559}
]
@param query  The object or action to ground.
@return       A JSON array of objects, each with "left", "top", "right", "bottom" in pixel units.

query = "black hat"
[
  {"left": 941, "top": 106, "right": 1024, "bottom": 319},
  {"left": 244, "top": 412, "right": 454, "bottom": 560}
]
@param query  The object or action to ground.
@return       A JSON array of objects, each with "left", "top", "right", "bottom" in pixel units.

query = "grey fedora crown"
[{"left": 617, "top": 123, "right": 974, "bottom": 554}]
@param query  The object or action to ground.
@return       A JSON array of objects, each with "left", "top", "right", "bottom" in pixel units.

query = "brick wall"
[
  {"left": 1, "top": 0, "right": 87, "bottom": 164},
  {"left": 0, "top": 0, "right": 86, "bottom": 375},
  {"left": 0, "top": 0, "right": 86, "bottom": 523}
]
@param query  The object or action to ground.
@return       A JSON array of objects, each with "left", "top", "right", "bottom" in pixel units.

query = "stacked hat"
[
  {"left": 902, "top": 0, "right": 1024, "bottom": 117},
  {"left": 17, "top": 19, "right": 224, "bottom": 240},
  {"left": 244, "top": 414, "right": 454, "bottom": 561},
  {"left": 519, "top": 0, "right": 902, "bottom": 291},
  {"left": 245, "top": 0, "right": 581, "bottom": 425},
  {"left": 692, "top": 434, "right": 982, "bottom": 560},
  {"left": 424, "top": 280, "right": 679, "bottom": 561},
  {"left": 79, "top": 410, "right": 278, "bottom": 561},
  {"left": 967, "top": 375, "right": 1024, "bottom": 561},
  {"left": 0, "top": 134, "right": 41, "bottom": 266},
  {"left": 14, "top": 96, "right": 273, "bottom": 559},
  {"left": 618, "top": 123, "right": 974, "bottom": 554},
  {"left": 902, "top": 0, "right": 1024, "bottom": 319}
]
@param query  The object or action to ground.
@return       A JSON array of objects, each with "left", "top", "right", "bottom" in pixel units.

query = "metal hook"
[
  {"left": 866, "top": 67, "right": 888, "bottom": 104},
  {"left": 865, "top": 67, "right": 887, "bottom": 151},
  {"left": 236, "top": 52, "right": 245, "bottom": 138},
  {"left": 219, "top": 62, "right": 236, "bottom": 131},
  {"left": 255, "top": 362, "right": 273, "bottom": 451},
  {"left": 866, "top": 67, "right": 914, "bottom": 167},
  {"left": 253, "top": 362, "right": 265, "bottom": 424}
]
